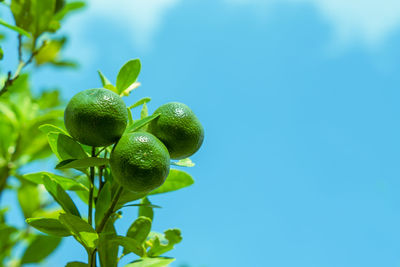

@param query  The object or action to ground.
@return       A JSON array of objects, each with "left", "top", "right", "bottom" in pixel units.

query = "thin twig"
[
  {"left": 95, "top": 146, "right": 107, "bottom": 157},
  {"left": 88, "top": 147, "right": 96, "bottom": 227},
  {"left": 0, "top": 38, "right": 44, "bottom": 97},
  {"left": 96, "top": 186, "right": 123, "bottom": 233},
  {"left": 17, "top": 34, "right": 22, "bottom": 62}
]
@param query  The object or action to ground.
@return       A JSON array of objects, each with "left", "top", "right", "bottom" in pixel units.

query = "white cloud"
[
  {"left": 86, "top": 0, "right": 180, "bottom": 50},
  {"left": 226, "top": 0, "right": 400, "bottom": 48}
]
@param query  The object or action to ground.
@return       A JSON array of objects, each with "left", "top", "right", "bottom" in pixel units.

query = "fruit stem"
[
  {"left": 96, "top": 186, "right": 123, "bottom": 233},
  {"left": 88, "top": 248, "right": 96, "bottom": 267},
  {"left": 98, "top": 150, "right": 107, "bottom": 193},
  {"left": 88, "top": 146, "right": 96, "bottom": 226}
]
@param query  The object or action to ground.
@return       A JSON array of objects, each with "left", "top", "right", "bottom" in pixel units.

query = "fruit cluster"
[{"left": 64, "top": 88, "right": 204, "bottom": 193}]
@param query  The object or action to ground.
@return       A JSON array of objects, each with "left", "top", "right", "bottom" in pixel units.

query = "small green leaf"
[
  {"left": 125, "top": 113, "right": 160, "bottom": 133},
  {"left": 56, "top": 157, "right": 109, "bottom": 169},
  {"left": 53, "top": 1, "right": 86, "bottom": 21},
  {"left": 65, "top": 261, "right": 88, "bottom": 267},
  {"left": 111, "top": 236, "right": 144, "bottom": 257},
  {"left": 18, "top": 183, "right": 41, "bottom": 218},
  {"left": 26, "top": 218, "right": 71, "bottom": 237},
  {"left": 116, "top": 189, "right": 147, "bottom": 208},
  {"left": 0, "top": 18, "right": 31, "bottom": 37},
  {"left": 98, "top": 219, "right": 118, "bottom": 267},
  {"left": 0, "top": 224, "right": 17, "bottom": 254},
  {"left": 125, "top": 257, "right": 175, "bottom": 267},
  {"left": 21, "top": 235, "right": 61, "bottom": 264},
  {"left": 116, "top": 59, "right": 141, "bottom": 94},
  {"left": 138, "top": 197, "right": 153, "bottom": 221},
  {"left": 95, "top": 182, "right": 111, "bottom": 228},
  {"left": 127, "top": 108, "right": 134, "bottom": 126},
  {"left": 47, "top": 132, "right": 88, "bottom": 161},
  {"left": 43, "top": 177, "right": 81, "bottom": 217},
  {"left": 171, "top": 158, "right": 195, "bottom": 167},
  {"left": 124, "top": 216, "right": 152, "bottom": 255},
  {"left": 98, "top": 70, "right": 112, "bottom": 87},
  {"left": 58, "top": 213, "right": 98, "bottom": 251},
  {"left": 39, "top": 124, "right": 67, "bottom": 135},
  {"left": 147, "top": 229, "right": 182, "bottom": 257},
  {"left": 23, "top": 172, "right": 88, "bottom": 191},
  {"left": 129, "top": 97, "right": 151, "bottom": 110},
  {"left": 141, "top": 102, "right": 148, "bottom": 119},
  {"left": 123, "top": 203, "right": 161, "bottom": 209},
  {"left": 0, "top": 46, "right": 3, "bottom": 60},
  {"left": 149, "top": 170, "right": 194, "bottom": 195}
]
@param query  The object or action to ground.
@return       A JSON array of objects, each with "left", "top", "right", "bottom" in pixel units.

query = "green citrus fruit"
[
  {"left": 64, "top": 88, "right": 128, "bottom": 147},
  {"left": 110, "top": 132, "right": 170, "bottom": 193},
  {"left": 148, "top": 102, "right": 204, "bottom": 159}
]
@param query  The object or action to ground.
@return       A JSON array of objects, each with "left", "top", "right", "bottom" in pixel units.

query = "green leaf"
[
  {"left": 23, "top": 172, "right": 88, "bottom": 191},
  {"left": 138, "top": 197, "right": 153, "bottom": 221},
  {"left": 26, "top": 218, "right": 71, "bottom": 237},
  {"left": 55, "top": 0, "right": 66, "bottom": 13},
  {"left": 65, "top": 261, "right": 88, "bottom": 267},
  {"left": 98, "top": 219, "right": 118, "bottom": 267},
  {"left": 74, "top": 175, "right": 97, "bottom": 205},
  {"left": 56, "top": 157, "right": 109, "bottom": 169},
  {"left": 116, "top": 59, "right": 141, "bottom": 94},
  {"left": 123, "top": 203, "right": 161, "bottom": 209},
  {"left": 0, "top": 46, "right": 3, "bottom": 60},
  {"left": 0, "top": 102, "right": 18, "bottom": 127},
  {"left": 147, "top": 229, "right": 182, "bottom": 257},
  {"left": 0, "top": 18, "right": 31, "bottom": 37},
  {"left": 124, "top": 216, "right": 152, "bottom": 255},
  {"left": 34, "top": 38, "right": 65, "bottom": 66},
  {"left": 125, "top": 257, "right": 175, "bottom": 267},
  {"left": 149, "top": 170, "right": 194, "bottom": 195},
  {"left": 39, "top": 124, "right": 67, "bottom": 135},
  {"left": 141, "top": 102, "right": 148, "bottom": 119},
  {"left": 127, "top": 108, "right": 134, "bottom": 126},
  {"left": 17, "top": 183, "right": 41, "bottom": 218},
  {"left": 21, "top": 235, "right": 61, "bottom": 264},
  {"left": 58, "top": 213, "right": 98, "bottom": 251},
  {"left": 0, "top": 224, "right": 17, "bottom": 254},
  {"left": 95, "top": 182, "right": 111, "bottom": 228},
  {"left": 43, "top": 176, "right": 81, "bottom": 217},
  {"left": 53, "top": 1, "right": 86, "bottom": 21},
  {"left": 37, "top": 90, "right": 62, "bottom": 109},
  {"left": 98, "top": 70, "right": 112, "bottom": 87},
  {"left": 125, "top": 113, "right": 160, "bottom": 133},
  {"left": 129, "top": 97, "right": 151, "bottom": 110},
  {"left": 47, "top": 132, "right": 88, "bottom": 161},
  {"left": 11, "top": 0, "right": 60, "bottom": 38},
  {"left": 116, "top": 189, "right": 147, "bottom": 208},
  {"left": 171, "top": 158, "right": 195, "bottom": 167},
  {"left": 111, "top": 236, "right": 144, "bottom": 257}
]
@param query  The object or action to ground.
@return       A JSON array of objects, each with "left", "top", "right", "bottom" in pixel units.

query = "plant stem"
[
  {"left": 96, "top": 186, "right": 123, "bottom": 233},
  {"left": 88, "top": 147, "right": 96, "bottom": 227},
  {"left": 88, "top": 249, "right": 95, "bottom": 267},
  {"left": 0, "top": 165, "right": 10, "bottom": 205},
  {"left": 0, "top": 37, "right": 43, "bottom": 97},
  {"left": 98, "top": 150, "right": 107, "bottom": 193}
]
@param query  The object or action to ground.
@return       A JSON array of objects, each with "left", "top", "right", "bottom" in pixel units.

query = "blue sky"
[{"left": 4, "top": 0, "right": 400, "bottom": 266}]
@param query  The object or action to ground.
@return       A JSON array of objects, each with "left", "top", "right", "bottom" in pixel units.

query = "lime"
[
  {"left": 64, "top": 88, "right": 128, "bottom": 147},
  {"left": 148, "top": 102, "right": 204, "bottom": 159},
  {"left": 110, "top": 132, "right": 170, "bottom": 193}
]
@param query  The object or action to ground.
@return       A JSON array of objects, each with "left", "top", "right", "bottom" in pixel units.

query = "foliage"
[
  {"left": 0, "top": 1, "right": 202, "bottom": 266},
  {"left": 21, "top": 59, "right": 199, "bottom": 266},
  {"left": 0, "top": 0, "right": 84, "bottom": 266}
]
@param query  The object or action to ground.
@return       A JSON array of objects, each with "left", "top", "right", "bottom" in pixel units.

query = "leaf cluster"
[{"left": 21, "top": 59, "right": 197, "bottom": 267}]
